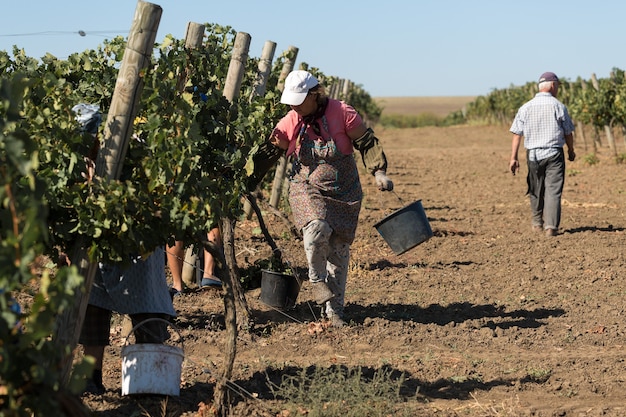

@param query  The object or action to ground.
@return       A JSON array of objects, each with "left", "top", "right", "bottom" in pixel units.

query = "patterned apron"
[{"left": 288, "top": 116, "right": 362, "bottom": 242}]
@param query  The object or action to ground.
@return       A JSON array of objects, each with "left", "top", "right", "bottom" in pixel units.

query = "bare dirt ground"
[{"left": 81, "top": 122, "right": 626, "bottom": 416}]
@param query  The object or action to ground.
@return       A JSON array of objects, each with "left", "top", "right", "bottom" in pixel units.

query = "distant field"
[{"left": 374, "top": 96, "right": 476, "bottom": 117}]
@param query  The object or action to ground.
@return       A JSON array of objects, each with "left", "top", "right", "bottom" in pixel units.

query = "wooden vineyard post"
[
  {"left": 328, "top": 80, "right": 341, "bottom": 100},
  {"left": 576, "top": 120, "right": 588, "bottom": 152},
  {"left": 328, "top": 81, "right": 338, "bottom": 99},
  {"left": 184, "top": 21, "right": 204, "bottom": 48},
  {"left": 179, "top": 22, "right": 206, "bottom": 288},
  {"left": 222, "top": 32, "right": 250, "bottom": 102},
  {"left": 54, "top": 0, "right": 162, "bottom": 385},
  {"left": 581, "top": 79, "right": 599, "bottom": 152},
  {"left": 342, "top": 78, "right": 351, "bottom": 100},
  {"left": 215, "top": 31, "right": 251, "bottom": 417},
  {"left": 591, "top": 73, "right": 617, "bottom": 156},
  {"left": 243, "top": 40, "right": 277, "bottom": 219},
  {"left": 96, "top": 3, "right": 162, "bottom": 180},
  {"left": 575, "top": 78, "right": 589, "bottom": 151},
  {"left": 252, "top": 40, "right": 277, "bottom": 98},
  {"left": 269, "top": 46, "right": 299, "bottom": 209}
]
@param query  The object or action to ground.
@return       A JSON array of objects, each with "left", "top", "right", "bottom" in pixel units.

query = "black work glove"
[{"left": 247, "top": 141, "right": 284, "bottom": 191}]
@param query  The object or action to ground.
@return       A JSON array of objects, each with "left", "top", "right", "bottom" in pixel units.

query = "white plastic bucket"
[{"left": 121, "top": 318, "right": 184, "bottom": 396}]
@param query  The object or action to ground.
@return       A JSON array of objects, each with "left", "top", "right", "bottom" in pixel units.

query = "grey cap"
[{"left": 538, "top": 72, "right": 559, "bottom": 83}]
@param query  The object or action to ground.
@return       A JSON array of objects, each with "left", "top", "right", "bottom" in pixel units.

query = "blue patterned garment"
[{"left": 88, "top": 247, "right": 176, "bottom": 317}]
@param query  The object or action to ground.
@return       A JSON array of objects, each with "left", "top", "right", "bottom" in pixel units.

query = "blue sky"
[{"left": 1, "top": 0, "right": 623, "bottom": 97}]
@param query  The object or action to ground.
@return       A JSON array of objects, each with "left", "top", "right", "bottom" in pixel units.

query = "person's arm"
[
  {"left": 247, "top": 120, "right": 290, "bottom": 191},
  {"left": 349, "top": 125, "right": 393, "bottom": 191},
  {"left": 510, "top": 133, "right": 522, "bottom": 175},
  {"left": 247, "top": 139, "right": 285, "bottom": 191},
  {"left": 565, "top": 132, "right": 575, "bottom": 161}
]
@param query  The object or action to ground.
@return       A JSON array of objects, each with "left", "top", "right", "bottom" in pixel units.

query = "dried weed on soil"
[{"left": 82, "top": 124, "right": 626, "bottom": 416}]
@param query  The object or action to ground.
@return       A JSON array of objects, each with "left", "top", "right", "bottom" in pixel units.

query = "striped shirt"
[{"left": 510, "top": 92, "right": 575, "bottom": 161}]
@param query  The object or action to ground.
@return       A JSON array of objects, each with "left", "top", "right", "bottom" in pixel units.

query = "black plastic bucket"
[
  {"left": 260, "top": 270, "right": 300, "bottom": 310},
  {"left": 373, "top": 199, "right": 433, "bottom": 255}
]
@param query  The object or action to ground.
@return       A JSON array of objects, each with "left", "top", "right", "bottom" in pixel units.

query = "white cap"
[{"left": 280, "top": 70, "right": 319, "bottom": 106}]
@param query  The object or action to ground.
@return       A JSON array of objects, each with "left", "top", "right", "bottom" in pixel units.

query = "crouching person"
[{"left": 80, "top": 247, "right": 175, "bottom": 395}]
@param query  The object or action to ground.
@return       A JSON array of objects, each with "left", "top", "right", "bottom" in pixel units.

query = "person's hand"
[
  {"left": 269, "top": 134, "right": 289, "bottom": 150},
  {"left": 81, "top": 157, "right": 95, "bottom": 182},
  {"left": 57, "top": 252, "right": 71, "bottom": 267},
  {"left": 509, "top": 159, "right": 519, "bottom": 176},
  {"left": 374, "top": 170, "right": 393, "bottom": 191},
  {"left": 567, "top": 148, "right": 576, "bottom": 162}
]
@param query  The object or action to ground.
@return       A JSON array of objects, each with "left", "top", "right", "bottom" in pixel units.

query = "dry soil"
[{"left": 82, "top": 123, "right": 626, "bottom": 416}]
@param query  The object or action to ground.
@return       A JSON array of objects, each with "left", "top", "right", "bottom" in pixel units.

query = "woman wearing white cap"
[{"left": 267, "top": 70, "right": 393, "bottom": 327}]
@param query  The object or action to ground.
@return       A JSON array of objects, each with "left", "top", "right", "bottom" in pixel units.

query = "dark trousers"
[
  {"left": 79, "top": 304, "right": 170, "bottom": 345},
  {"left": 526, "top": 149, "right": 565, "bottom": 230}
]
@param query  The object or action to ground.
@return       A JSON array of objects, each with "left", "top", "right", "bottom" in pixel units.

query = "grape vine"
[{"left": 1, "top": 22, "right": 383, "bottom": 415}]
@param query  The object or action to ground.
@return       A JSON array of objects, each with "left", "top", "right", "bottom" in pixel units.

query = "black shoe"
[
  {"left": 169, "top": 287, "right": 182, "bottom": 301},
  {"left": 200, "top": 277, "right": 223, "bottom": 289},
  {"left": 83, "top": 378, "right": 106, "bottom": 395}
]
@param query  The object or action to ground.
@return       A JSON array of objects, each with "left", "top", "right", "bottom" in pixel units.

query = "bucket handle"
[
  {"left": 122, "top": 318, "right": 184, "bottom": 354},
  {"left": 390, "top": 190, "right": 406, "bottom": 205},
  {"left": 377, "top": 189, "right": 408, "bottom": 220}
]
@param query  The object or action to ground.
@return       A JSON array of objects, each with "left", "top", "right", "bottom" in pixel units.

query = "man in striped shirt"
[{"left": 509, "top": 71, "right": 576, "bottom": 237}]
